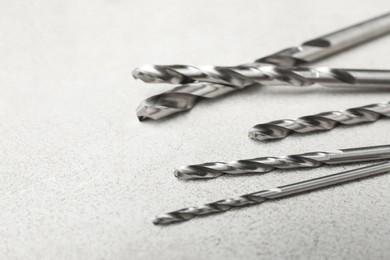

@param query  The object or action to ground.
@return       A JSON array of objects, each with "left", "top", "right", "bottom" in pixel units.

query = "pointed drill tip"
[
  {"left": 132, "top": 68, "right": 140, "bottom": 79},
  {"left": 152, "top": 216, "right": 163, "bottom": 225},
  {"left": 248, "top": 127, "right": 275, "bottom": 141},
  {"left": 174, "top": 167, "right": 199, "bottom": 180},
  {"left": 175, "top": 165, "right": 225, "bottom": 180},
  {"left": 136, "top": 104, "right": 153, "bottom": 122},
  {"left": 136, "top": 99, "right": 187, "bottom": 122},
  {"left": 132, "top": 66, "right": 159, "bottom": 83},
  {"left": 152, "top": 215, "right": 176, "bottom": 225},
  {"left": 137, "top": 116, "right": 147, "bottom": 122},
  {"left": 132, "top": 67, "right": 153, "bottom": 82}
]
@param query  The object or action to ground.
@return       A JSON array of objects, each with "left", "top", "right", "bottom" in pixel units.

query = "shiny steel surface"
[
  {"left": 249, "top": 101, "right": 390, "bottom": 141},
  {"left": 257, "top": 12, "right": 390, "bottom": 66},
  {"left": 136, "top": 82, "right": 237, "bottom": 121},
  {"left": 134, "top": 13, "right": 390, "bottom": 120},
  {"left": 134, "top": 66, "right": 390, "bottom": 88},
  {"left": 175, "top": 145, "right": 390, "bottom": 180},
  {"left": 154, "top": 162, "right": 390, "bottom": 225}
]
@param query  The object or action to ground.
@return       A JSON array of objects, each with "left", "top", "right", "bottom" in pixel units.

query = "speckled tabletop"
[{"left": 1, "top": 0, "right": 390, "bottom": 259}]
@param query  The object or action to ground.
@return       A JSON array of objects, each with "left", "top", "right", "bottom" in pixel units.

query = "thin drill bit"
[
  {"left": 154, "top": 161, "right": 390, "bottom": 225},
  {"left": 134, "top": 13, "right": 390, "bottom": 120},
  {"left": 175, "top": 145, "right": 390, "bottom": 180},
  {"left": 135, "top": 66, "right": 390, "bottom": 89},
  {"left": 249, "top": 101, "right": 390, "bottom": 141}
]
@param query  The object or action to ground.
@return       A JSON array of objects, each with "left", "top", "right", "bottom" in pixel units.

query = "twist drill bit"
[
  {"left": 136, "top": 82, "right": 239, "bottom": 121},
  {"left": 175, "top": 145, "right": 390, "bottom": 180},
  {"left": 154, "top": 161, "right": 390, "bottom": 225},
  {"left": 249, "top": 101, "right": 390, "bottom": 141},
  {"left": 134, "top": 13, "right": 390, "bottom": 120},
  {"left": 135, "top": 66, "right": 390, "bottom": 89}
]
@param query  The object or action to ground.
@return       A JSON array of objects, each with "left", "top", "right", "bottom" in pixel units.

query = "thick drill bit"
[
  {"left": 134, "top": 13, "right": 390, "bottom": 84},
  {"left": 134, "top": 13, "right": 390, "bottom": 120},
  {"left": 135, "top": 67, "right": 390, "bottom": 89},
  {"left": 136, "top": 82, "right": 239, "bottom": 121},
  {"left": 175, "top": 145, "right": 390, "bottom": 180},
  {"left": 249, "top": 101, "right": 390, "bottom": 141},
  {"left": 154, "top": 161, "right": 390, "bottom": 225}
]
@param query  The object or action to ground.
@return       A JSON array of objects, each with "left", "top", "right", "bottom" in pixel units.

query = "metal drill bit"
[
  {"left": 136, "top": 82, "right": 239, "bottom": 121},
  {"left": 154, "top": 161, "right": 390, "bottom": 225},
  {"left": 249, "top": 101, "right": 390, "bottom": 141},
  {"left": 175, "top": 144, "right": 390, "bottom": 180},
  {"left": 135, "top": 66, "right": 390, "bottom": 89},
  {"left": 134, "top": 13, "right": 390, "bottom": 120}
]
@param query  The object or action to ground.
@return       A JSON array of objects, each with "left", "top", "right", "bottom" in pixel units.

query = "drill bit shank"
[
  {"left": 154, "top": 161, "right": 390, "bottom": 225},
  {"left": 249, "top": 101, "right": 390, "bottom": 141},
  {"left": 175, "top": 145, "right": 390, "bottom": 180}
]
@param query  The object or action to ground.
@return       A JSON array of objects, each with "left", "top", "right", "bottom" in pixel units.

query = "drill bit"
[
  {"left": 249, "top": 101, "right": 390, "bottom": 141},
  {"left": 175, "top": 144, "right": 390, "bottom": 180},
  {"left": 136, "top": 82, "right": 239, "bottom": 121},
  {"left": 135, "top": 66, "right": 390, "bottom": 89},
  {"left": 134, "top": 13, "right": 390, "bottom": 120},
  {"left": 134, "top": 13, "right": 390, "bottom": 85},
  {"left": 154, "top": 161, "right": 390, "bottom": 225}
]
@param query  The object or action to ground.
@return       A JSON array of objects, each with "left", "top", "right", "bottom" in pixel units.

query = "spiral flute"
[
  {"left": 134, "top": 13, "right": 390, "bottom": 120},
  {"left": 175, "top": 144, "right": 390, "bottom": 180},
  {"left": 134, "top": 66, "right": 390, "bottom": 89},
  {"left": 249, "top": 101, "right": 390, "bottom": 141},
  {"left": 136, "top": 82, "right": 239, "bottom": 121},
  {"left": 154, "top": 162, "right": 390, "bottom": 225}
]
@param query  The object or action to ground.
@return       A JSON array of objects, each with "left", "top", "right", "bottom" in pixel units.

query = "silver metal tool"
[
  {"left": 249, "top": 101, "right": 390, "bottom": 141},
  {"left": 134, "top": 13, "right": 390, "bottom": 121},
  {"left": 136, "top": 82, "right": 236, "bottom": 121},
  {"left": 135, "top": 66, "right": 390, "bottom": 89},
  {"left": 154, "top": 161, "right": 390, "bottom": 225},
  {"left": 175, "top": 144, "right": 390, "bottom": 180}
]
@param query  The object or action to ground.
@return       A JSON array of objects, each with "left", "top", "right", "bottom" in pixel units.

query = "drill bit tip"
[
  {"left": 248, "top": 124, "right": 289, "bottom": 141},
  {"left": 174, "top": 165, "right": 226, "bottom": 180},
  {"left": 133, "top": 66, "right": 167, "bottom": 83},
  {"left": 136, "top": 92, "right": 198, "bottom": 121},
  {"left": 152, "top": 214, "right": 176, "bottom": 225}
]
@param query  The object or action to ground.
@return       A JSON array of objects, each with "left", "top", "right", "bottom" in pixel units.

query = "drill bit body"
[
  {"left": 134, "top": 66, "right": 390, "bottom": 89},
  {"left": 249, "top": 101, "right": 390, "bottom": 141},
  {"left": 175, "top": 145, "right": 390, "bottom": 180}
]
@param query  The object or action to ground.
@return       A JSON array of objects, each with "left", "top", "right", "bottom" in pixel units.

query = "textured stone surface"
[{"left": 1, "top": 1, "right": 390, "bottom": 259}]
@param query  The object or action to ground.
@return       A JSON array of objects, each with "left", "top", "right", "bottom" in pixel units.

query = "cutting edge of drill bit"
[
  {"left": 153, "top": 161, "right": 390, "bottom": 225},
  {"left": 249, "top": 101, "right": 390, "bottom": 141},
  {"left": 136, "top": 82, "right": 239, "bottom": 121}
]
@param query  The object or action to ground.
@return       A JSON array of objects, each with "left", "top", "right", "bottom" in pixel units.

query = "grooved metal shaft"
[
  {"left": 175, "top": 145, "right": 390, "bottom": 180},
  {"left": 135, "top": 13, "right": 390, "bottom": 120},
  {"left": 249, "top": 101, "right": 390, "bottom": 141},
  {"left": 154, "top": 161, "right": 390, "bottom": 225},
  {"left": 136, "top": 82, "right": 238, "bottom": 121},
  {"left": 135, "top": 66, "right": 390, "bottom": 89}
]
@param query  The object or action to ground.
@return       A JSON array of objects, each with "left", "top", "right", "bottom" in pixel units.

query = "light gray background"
[{"left": 1, "top": 0, "right": 390, "bottom": 259}]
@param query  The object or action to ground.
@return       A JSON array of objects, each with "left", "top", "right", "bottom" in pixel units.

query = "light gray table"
[{"left": 1, "top": 1, "right": 390, "bottom": 259}]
